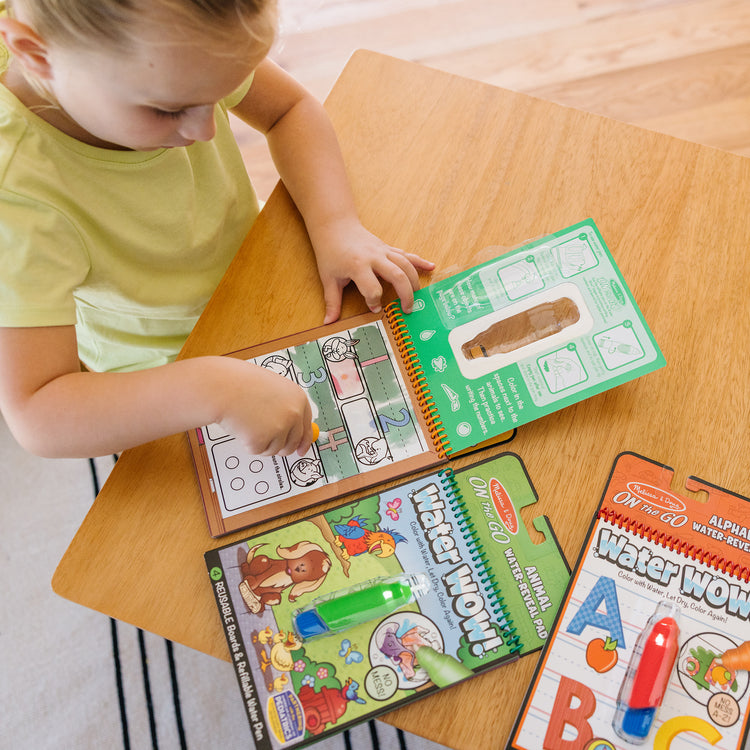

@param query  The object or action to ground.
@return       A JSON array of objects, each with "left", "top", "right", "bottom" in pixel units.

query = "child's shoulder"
[{"left": 0, "top": 79, "right": 39, "bottom": 179}]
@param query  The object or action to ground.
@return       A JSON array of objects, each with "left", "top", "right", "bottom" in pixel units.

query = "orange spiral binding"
[
  {"left": 598, "top": 508, "right": 750, "bottom": 582},
  {"left": 384, "top": 300, "right": 452, "bottom": 458}
]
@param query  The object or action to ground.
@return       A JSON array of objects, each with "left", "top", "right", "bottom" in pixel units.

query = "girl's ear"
[{"left": 0, "top": 18, "right": 53, "bottom": 79}]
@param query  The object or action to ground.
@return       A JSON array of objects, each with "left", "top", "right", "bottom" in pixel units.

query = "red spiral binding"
[{"left": 599, "top": 508, "right": 750, "bottom": 582}]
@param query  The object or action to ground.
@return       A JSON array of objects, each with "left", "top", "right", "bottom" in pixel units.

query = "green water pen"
[
  {"left": 415, "top": 645, "right": 473, "bottom": 687},
  {"left": 292, "top": 573, "right": 430, "bottom": 640}
]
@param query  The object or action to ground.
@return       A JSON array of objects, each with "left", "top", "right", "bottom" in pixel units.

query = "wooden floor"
[{"left": 235, "top": 0, "right": 750, "bottom": 201}]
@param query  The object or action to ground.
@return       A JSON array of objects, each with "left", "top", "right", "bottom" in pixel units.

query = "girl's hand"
[
  {"left": 213, "top": 359, "right": 313, "bottom": 456},
  {"left": 236, "top": 61, "right": 433, "bottom": 321},
  {"left": 311, "top": 219, "right": 435, "bottom": 324},
  {"left": 0, "top": 327, "right": 312, "bottom": 458}
]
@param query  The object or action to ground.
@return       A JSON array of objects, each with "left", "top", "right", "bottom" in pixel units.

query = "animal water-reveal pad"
[
  {"left": 508, "top": 452, "right": 750, "bottom": 750},
  {"left": 204, "top": 453, "right": 570, "bottom": 749},
  {"left": 387, "top": 218, "right": 664, "bottom": 454}
]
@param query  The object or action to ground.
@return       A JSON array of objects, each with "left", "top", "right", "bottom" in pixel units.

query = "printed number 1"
[{"left": 378, "top": 408, "right": 411, "bottom": 433}]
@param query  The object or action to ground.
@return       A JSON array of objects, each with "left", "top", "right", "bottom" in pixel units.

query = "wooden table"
[{"left": 53, "top": 50, "right": 750, "bottom": 749}]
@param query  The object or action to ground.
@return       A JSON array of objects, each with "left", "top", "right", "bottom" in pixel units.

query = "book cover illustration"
[
  {"left": 205, "top": 453, "right": 570, "bottom": 749},
  {"left": 387, "top": 218, "right": 665, "bottom": 455},
  {"left": 509, "top": 452, "right": 750, "bottom": 750}
]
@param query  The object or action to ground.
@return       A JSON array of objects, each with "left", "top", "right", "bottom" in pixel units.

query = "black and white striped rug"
[{"left": 1, "top": 421, "right": 451, "bottom": 749}]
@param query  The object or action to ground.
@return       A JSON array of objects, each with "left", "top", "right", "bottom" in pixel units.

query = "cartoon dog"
[{"left": 237, "top": 541, "right": 332, "bottom": 614}]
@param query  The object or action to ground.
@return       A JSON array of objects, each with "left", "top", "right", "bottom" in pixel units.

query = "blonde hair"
[
  {"left": 6, "top": 0, "right": 278, "bottom": 51},
  {"left": 3, "top": 0, "right": 277, "bottom": 116}
]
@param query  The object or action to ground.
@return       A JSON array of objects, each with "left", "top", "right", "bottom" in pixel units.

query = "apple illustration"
[{"left": 586, "top": 636, "right": 618, "bottom": 673}]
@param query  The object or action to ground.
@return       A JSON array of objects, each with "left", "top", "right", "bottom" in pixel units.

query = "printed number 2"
[{"left": 378, "top": 408, "right": 411, "bottom": 433}]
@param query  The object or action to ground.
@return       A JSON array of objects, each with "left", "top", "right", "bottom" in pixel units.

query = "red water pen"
[{"left": 613, "top": 601, "right": 681, "bottom": 744}]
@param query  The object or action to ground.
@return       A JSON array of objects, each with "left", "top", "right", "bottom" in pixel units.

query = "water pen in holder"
[
  {"left": 292, "top": 573, "right": 430, "bottom": 641},
  {"left": 613, "top": 601, "right": 680, "bottom": 744}
]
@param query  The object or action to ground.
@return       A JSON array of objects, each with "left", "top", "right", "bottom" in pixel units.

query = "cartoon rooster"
[{"left": 333, "top": 516, "right": 406, "bottom": 559}]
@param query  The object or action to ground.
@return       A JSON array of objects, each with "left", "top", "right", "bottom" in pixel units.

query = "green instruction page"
[
  {"left": 391, "top": 219, "right": 664, "bottom": 455},
  {"left": 205, "top": 453, "right": 569, "bottom": 749}
]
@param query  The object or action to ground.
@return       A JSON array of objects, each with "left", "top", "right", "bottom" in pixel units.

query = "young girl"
[{"left": 0, "top": 0, "right": 433, "bottom": 459}]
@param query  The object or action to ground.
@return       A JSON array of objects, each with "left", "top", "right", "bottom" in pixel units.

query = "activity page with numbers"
[{"left": 194, "top": 320, "right": 430, "bottom": 520}]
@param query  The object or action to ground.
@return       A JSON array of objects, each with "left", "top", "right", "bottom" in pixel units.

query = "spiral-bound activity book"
[
  {"left": 205, "top": 452, "right": 570, "bottom": 749},
  {"left": 509, "top": 452, "right": 750, "bottom": 750},
  {"left": 189, "top": 218, "right": 664, "bottom": 535}
]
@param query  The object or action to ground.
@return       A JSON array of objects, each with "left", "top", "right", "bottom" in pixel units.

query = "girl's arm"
[
  {"left": 0, "top": 325, "right": 313, "bottom": 458},
  {"left": 231, "top": 59, "right": 434, "bottom": 324}
]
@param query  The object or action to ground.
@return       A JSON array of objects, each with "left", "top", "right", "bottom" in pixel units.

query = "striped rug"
[{"left": 1, "top": 420, "right": 451, "bottom": 749}]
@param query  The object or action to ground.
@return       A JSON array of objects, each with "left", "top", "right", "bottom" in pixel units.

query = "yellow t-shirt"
[{"left": 0, "top": 69, "right": 258, "bottom": 372}]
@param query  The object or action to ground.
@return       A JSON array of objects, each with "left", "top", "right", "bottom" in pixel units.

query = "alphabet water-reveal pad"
[{"left": 509, "top": 452, "right": 750, "bottom": 750}]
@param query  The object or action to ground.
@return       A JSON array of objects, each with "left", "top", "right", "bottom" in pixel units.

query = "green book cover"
[
  {"left": 386, "top": 218, "right": 665, "bottom": 455},
  {"left": 205, "top": 453, "right": 570, "bottom": 749}
]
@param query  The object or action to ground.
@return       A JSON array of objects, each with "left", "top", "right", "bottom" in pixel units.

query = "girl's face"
[{"left": 44, "top": 22, "right": 267, "bottom": 151}]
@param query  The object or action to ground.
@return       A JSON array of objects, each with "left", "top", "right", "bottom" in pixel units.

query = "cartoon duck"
[
  {"left": 252, "top": 625, "right": 273, "bottom": 645},
  {"left": 333, "top": 516, "right": 406, "bottom": 559},
  {"left": 269, "top": 674, "right": 289, "bottom": 693},
  {"left": 260, "top": 630, "right": 303, "bottom": 674}
]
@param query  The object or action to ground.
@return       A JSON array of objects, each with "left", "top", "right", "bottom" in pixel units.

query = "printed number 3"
[{"left": 299, "top": 367, "right": 327, "bottom": 388}]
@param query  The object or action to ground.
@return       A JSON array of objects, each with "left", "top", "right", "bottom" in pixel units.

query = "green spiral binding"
[{"left": 439, "top": 468, "right": 522, "bottom": 654}]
